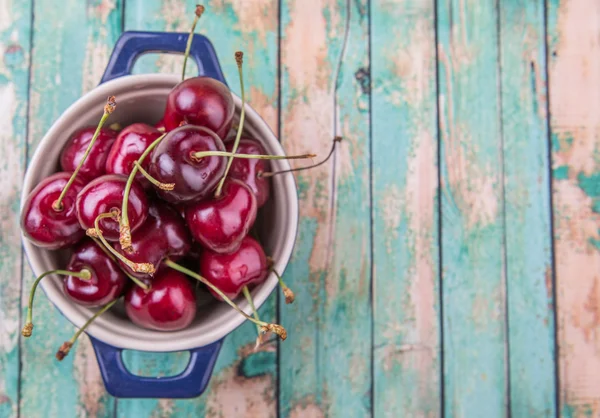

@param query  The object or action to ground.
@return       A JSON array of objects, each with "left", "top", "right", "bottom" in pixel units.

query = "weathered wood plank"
[
  {"left": 371, "top": 1, "right": 440, "bottom": 417},
  {"left": 0, "top": 0, "right": 32, "bottom": 416},
  {"left": 278, "top": 0, "right": 372, "bottom": 416},
  {"left": 499, "top": 0, "right": 557, "bottom": 416},
  {"left": 119, "top": 1, "right": 280, "bottom": 416},
  {"left": 436, "top": 0, "right": 507, "bottom": 416},
  {"left": 19, "top": 0, "right": 122, "bottom": 416},
  {"left": 547, "top": 0, "right": 600, "bottom": 415}
]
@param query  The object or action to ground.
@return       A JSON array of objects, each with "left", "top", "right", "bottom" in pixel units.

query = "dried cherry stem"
[
  {"left": 22, "top": 269, "right": 91, "bottom": 338},
  {"left": 53, "top": 96, "right": 116, "bottom": 211},
  {"left": 215, "top": 51, "right": 245, "bottom": 197},
  {"left": 56, "top": 298, "right": 118, "bottom": 361},
  {"left": 259, "top": 136, "right": 342, "bottom": 178},
  {"left": 267, "top": 259, "right": 295, "bottom": 304},
  {"left": 88, "top": 212, "right": 155, "bottom": 276},
  {"left": 191, "top": 150, "right": 316, "bottom": 161},
  {"left": 242, "top": 286, "right": 263, "bottom": 344},
  {"left": 120, "top": 132, "right": 166, "bottom": 251},
  {"left": 182, "top": 5, "right": 205, "bottom": 80},
  {"left": 133, "top": 161, "right": 174, "bottom": 191},
  {"left": 164, "top": 259, "right": 287, "bottom": 340}
]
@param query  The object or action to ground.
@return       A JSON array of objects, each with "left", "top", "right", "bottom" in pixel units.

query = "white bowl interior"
[{"left": 21, "top": 74, "right": 298, "bottom": 352}]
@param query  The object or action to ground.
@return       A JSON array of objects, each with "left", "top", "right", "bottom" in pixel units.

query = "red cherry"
[
  {"left": 199, "top": 236, "right": 268, "bottom": 300},
  {"left": 125, "top": 269, "right": 196, "bottom": 331},
  {"left": 63, "top": 239, "right": 127, "bottom": 306},
  {"left": 60, "top": 127, "right": 117, "bottom": 182},
  {"left": 225, "top": 138, "right": 271, "bottom": 208},
  {"left": 114, "top": 202, "right": 191, "bottom": 279},
  {"left": 148, "top": 125, "right": 226, "bottom": 203},
  {"left": 105, "top": 123, "right": 162, "bottom": 188},
  {"left": 185, "top": 179, "right": 257, "bottom": 254},
  {"left": 76, "top": 174, "right": 147, "bottom": 241},
  {"left": 154, "top": 118, "right": 166, "bottom": 132},
  {"left": 21, "top": 172, "right": 85, "bottom": 249},
  {"left": 162, "top": 76, "right": 234, "bottom": 139}
]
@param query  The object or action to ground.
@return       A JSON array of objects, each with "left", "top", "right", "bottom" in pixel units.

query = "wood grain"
[
  {"left": 499, "top": 0, "right": 557, "bottom": 416},
  {"left": 19, "top": 0, "right": 122, "bottom": 417},
  {"left": 0, "top": 0, "right": 32, "bottom": 416},
  {"left": 278, "top": 0, "right": 372, "bottom": 417},
  {"left": 437, "top": 0, "right": 507, "bottom": 416},
  {"left": 371, "top": 1, "right": 440, "bottom": 417},
  {"left": 547, "top": 0, "right": 600, "bottom": 415}
]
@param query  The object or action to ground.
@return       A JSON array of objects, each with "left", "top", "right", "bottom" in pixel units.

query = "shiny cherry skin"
[
  {"left": 76, "top": 174, "right": 148, "bottom": 241},
  {"left": 60, "top": 127, "right": 117, "bottom": 182},
  {"left": 225, "top": 138, "right": 271, "bottom": 208},
  {"left": 148, "top": 125, "right": 226, "bottom": 203},
  {"left": 125, "top": 269, "right": 196, "bottom": 331},
  {"left": 185, "top": 179, "right": 257, "bottom": 254},
  {"left": 114, "top": 202, "right": 191, "bottom": 279},
  {"left": 155, "top": 117, "right": 166, "bottom": 132},
  {"left": 199, "top": 236, "right": 268, "bottom": 300},
  {"left": 63, "top": 239, "right": 127, "bottom": 307},
  {"left": 162, "top": 76, "right": 234, "bottom": 139},
  {"left": 21, "top": 172, "right": 85, "bottom": 249},
  {"left": 105, "top": 123, "right": 162, "bottom": 188}
]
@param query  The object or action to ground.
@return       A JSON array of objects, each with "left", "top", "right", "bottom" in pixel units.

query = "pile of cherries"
[{"left": 19, "top": 7, "right": 315, "bottom": 360}]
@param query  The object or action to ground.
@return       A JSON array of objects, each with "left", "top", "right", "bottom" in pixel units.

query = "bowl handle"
[
  {"left": 90, "top": 337, "right": 223, "bottom": 398},
  {"left": 100, "top": 30, "right": 227, "bottom": 85}
]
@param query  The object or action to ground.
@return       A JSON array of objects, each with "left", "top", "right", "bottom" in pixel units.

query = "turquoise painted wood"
[
  {"left": 437, "top": 0, "right": 507, "bottom": 416},
  {"left": 0, "top": 0, "right": 32, "bottom": 417},
  {"left": 19, "top": 0, "right": 122, "bottom": 417},
  {"left": 499, "top": 0, "right": 557, "bottom": 416},
  {"left": 371, "top": 1, "right": 440, "bottom": 417}
]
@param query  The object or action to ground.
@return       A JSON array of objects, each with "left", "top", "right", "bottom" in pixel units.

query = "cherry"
[
  {"left": 60, "top": 126, "right": 117, "bottom": 182},
  {"left": 155, "top": 118, "right": 166, "bottom": 132},
  {"left": 21, "top": 172, "right": 85, "bottom": 249},
  {"left": 114, "top": 202, "right": 191, "bottom": 278},
  {"left": 105, "top": 123, "right": 162, "bottom": 188},
  {"left": 148, "top": 125, "right": 226, "bottom": 203},
  {"left": 76, "top": 174, "right": 148, "bottom": 241},
  {"left": 225, "top": 138, "right": 270, "bottom": 207},
  {"left": 185, "top": 178, "right": 257, "bottom": 254},
  {"left": 125, "top": 269, "right": 196, "bottom": 331},
  {"left": 198, "top": 236, "right": 268, "bottom": 300},
  {"left": 162, "top": 76, "right": 234, "bottom": 138},
  {"left": 63, "top": 239, "right": 127, "bottom": 307}
]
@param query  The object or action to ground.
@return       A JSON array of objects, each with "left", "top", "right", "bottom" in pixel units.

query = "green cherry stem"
[
  {"left": 53, "top": 96, "right": 116, "bottom": 211},
  {"left": 164, "top": 259, "right": 287, "bottom": 340},
  {"left": 272, "top": 268, "right": 295, "bottom": 304},
  {"left": 191, "top": 150, "right": 316, "bottom": 161},
  {"left": 22, "top": 269, "right": 91, "bottom": 338},
  {"left": 215, "top": 51, "right": 245, "bottom": 197},
  {"left": 182, "top": 5, "right": 205, "bottom": 80},
  {"left": 133, "top": 161, "right": 174, "bottom": 190},
  {"left": 119, "top": 132, "right": 166, "bottom": 251},
  {"left": 56, "top": 298, "right": 118, "bottom": 361},
  {"left": 242, "top": 285, "right": 262, "bottom": 336}
]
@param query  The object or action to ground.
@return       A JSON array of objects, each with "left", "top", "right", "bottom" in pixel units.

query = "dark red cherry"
[
  {"left": 125, "top": 269, "right": 196, "bottom": 331},
  {"left": 199, "top": 236, "right": 268, "bottom": 300},
  {"left": 162, "top": 76, "right": 234, "bottom": 139},
  {"left": 155, "top": 118, "right": 166, "bottom": 132},
  {"left": 76, "top": 174, "right": 148, "bottom": 241},
  {"left": 105, "top": 123, "right": 162, "bottom": 188},
  {"left": 185, "top": 179, "right": 257, "bottom": 254},
  {"left": 225, "top": 138, "right": 271, "bottom": 208},
  {"left": 63, "top": 239, "right": 127, "bottom": 307},
  {"left": 114, "top": 202, "right": 191, "bottom": 279},
  {"left": 21, "top": 172, "right": 85, "bottom": 249},
  {"left": 148, "top": 125, "right": 226, "bottom": 203},
  {"left": 60, "top": 127, "right": 117, "bottom": 182}
]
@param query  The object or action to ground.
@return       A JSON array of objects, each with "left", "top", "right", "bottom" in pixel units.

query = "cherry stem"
[
  {"left": 182, "top": 5, "right": 205, "bottom": 80},
  {"left": 215, "top": 51, "right": 245, "bottom": 198},
  {"left": 90, "top": 212, "right": 155, "bottom": 277},
  {"left": 53, "top": 96, "right": 116, "bottom": 212},
  {"left": 272, "top": 268, "right": 295, "bottom": 304},
  {"left": 164, "top": 259, "right": 287, "bottom": 340},
  {"left": 192, "top": 150, "right": 316, "bottom": 161},
  {"left": 120, "top": 132, "right": 166, "bottom": 251},
  {"left": 242, "top": 285, "right": 262, "bottom": 337},
  {"left": 259, "top": 136, "right": 342, "bottom": 178},
  {"left": 56, "top": 298, "right": 118, "bottom": 361},
  {"left": 133, "top": 161, "right": 175, "bottom": 190},
  {"left": 22, "top": 269, "right": 91, "bottom": 338}
]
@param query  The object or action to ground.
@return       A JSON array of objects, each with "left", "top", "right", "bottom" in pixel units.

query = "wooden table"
[{"left": 1, "top": 0, "right": 598, "bottom": 417}]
